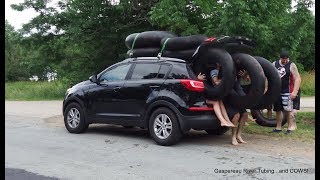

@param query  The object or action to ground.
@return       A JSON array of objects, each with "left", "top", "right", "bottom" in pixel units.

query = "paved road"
[{"left": 5, "top": 100, "right": 315, "bottom": 180}]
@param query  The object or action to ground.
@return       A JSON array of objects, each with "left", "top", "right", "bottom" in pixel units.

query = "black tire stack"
[
  {"left": 125, "top": 31, "right": 177, "bottom": 58},
  {"left": 124, "top": 31, "right": 282, "bottom": 127}
]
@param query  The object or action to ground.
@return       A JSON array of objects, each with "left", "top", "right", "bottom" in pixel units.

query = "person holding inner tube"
[
  {"left": 271, "top": 51, "right": 301, "bottom": 134},
  {"left": 225, "top": 69, "right": 257, "bottom": 145},
  {"left": 197, "top": 63, "right": 236, "bottom": 128}
]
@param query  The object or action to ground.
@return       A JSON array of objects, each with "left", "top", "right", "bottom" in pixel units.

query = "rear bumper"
[{"left": 176, "top": 111, "right": 221, "bottom": 132}]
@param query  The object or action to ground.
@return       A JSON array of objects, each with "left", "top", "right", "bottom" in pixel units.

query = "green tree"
[
  {"left": 11, "top": 0, "right": 160, "bottom": 85},
  {"left": 5, "top": 20, "right": 30, "bottom": 81},
  {"left": 149, "top": 0, "right": 314, "bottom": 71}
]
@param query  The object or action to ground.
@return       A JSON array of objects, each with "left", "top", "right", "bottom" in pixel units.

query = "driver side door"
[{"left": 86, "top": 63, "right": 132, "bottom": 122}]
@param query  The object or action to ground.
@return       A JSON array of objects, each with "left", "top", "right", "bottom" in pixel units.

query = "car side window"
[
  {"left": 157, "top": 64, "right": 171, "bottom": 79},
  {"left": 99, "top": 63, "right": 131, "bottom": 82},
  {"left": 167, "top": 63, "right": 190, "bottom": 79},
  {"left": 130, "top": 63, "right": 161, "bottom": 80}
]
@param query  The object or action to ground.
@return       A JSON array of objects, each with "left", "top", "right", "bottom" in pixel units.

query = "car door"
[
  {"left": 87, "top": 63, "right": 132, "bottom": 122},
  {"left": 120, "top": 62, "right": 172, "bottom": 121}
]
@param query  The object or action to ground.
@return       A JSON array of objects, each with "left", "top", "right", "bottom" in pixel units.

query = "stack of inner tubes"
[
  {"left": 125, "top": 31, "right": 177, "bottom": 58},
  {"left": 124, "top": 31, "right": 282, "bottom": 127},
  {"left": 160, "top": 35, "right": 208, "bottom": 61}
]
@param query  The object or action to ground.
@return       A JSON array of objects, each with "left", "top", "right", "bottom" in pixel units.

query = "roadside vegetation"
[
  {"left": 245, "top": 112, "right": 315, "bottom": 143},
  {"left": 300, "top": 71, "right": 315, "bottom": 96},
  {"left": 5, "top": 81, "right": 68, "bottom": 100},
  {"left": 5, "top": 70, "right": 314, "bottom": 100}
]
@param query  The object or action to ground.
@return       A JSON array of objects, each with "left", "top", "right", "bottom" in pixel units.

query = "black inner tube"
[
  {"left": 251, "top": 56, "right": 282, "bottom": 109},
  {"left": 192, "top": 48, "right": 235, "bottom": 100},
  {"left": 251, "top": 109, "right": 287, "bottom": 127},
  {"left": 227, "top": 53, "right": 266, "bottom": 109}
]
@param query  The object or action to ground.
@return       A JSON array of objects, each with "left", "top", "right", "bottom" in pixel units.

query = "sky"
[{"left": 5, "top": 0, "right": 315, "bottom": 30}]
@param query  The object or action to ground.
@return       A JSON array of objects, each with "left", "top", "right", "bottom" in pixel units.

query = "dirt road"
[{"left": 5, "top": 101, "right": 315, "bottom": 180}]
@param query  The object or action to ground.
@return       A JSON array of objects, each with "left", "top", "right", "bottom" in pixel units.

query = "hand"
[
  {"left": 238, "top": 70, "right": 247, "bottom": 77},
  {"left": 197, "top": 73, "right": 206, "bottom": 81},
  {"left": 290, "top": 92, "right": 297, "bottom": 99}
]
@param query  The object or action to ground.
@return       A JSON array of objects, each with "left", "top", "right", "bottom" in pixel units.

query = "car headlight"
[{"left": 65, "top": 87, "right": 72, "bottom": 95}]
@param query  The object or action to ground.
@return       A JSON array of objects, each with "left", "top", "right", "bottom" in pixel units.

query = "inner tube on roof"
[
  {"left": 125, "top": 31, "right": 177, "bottom": 49},
  {"left": 162, "top": 49, "right": 197, "bottom": 61},
  {"left": 160, "top": 35, "right": 208, "bottom": 51},
  {"left": 127, "top": 48, "right": 160, "bottom": 58}
]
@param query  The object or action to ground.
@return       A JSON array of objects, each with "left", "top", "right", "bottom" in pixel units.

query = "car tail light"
[
  {"left": 180, "top": 79, "right": 205, "bottom": 92},
  {"left": 205, "top": 37, "right": 216, "bottom": 42}
]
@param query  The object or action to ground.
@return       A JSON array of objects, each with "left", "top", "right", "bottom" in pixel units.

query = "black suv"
[{"left": 63, "top": 57, "right": 227, "bottom": 146}]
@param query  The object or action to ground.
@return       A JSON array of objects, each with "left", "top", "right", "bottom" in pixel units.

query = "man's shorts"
[{"left": 273, "top": 90, "right": 300, "bottom": 111}]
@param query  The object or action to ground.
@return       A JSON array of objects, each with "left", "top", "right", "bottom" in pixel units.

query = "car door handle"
[
  {"left": 113, "top": 87, "right": 121, "bottom": 92},
  {"left": 149, "top": 85, "right": 160, "bottom": 89}
]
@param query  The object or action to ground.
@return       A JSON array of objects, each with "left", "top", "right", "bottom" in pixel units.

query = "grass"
[
  {"left": 244, "top": 112, "right": 315, "bottom": 143},
  {"left": 5, "top": 81, "right": 69, "bottom": 100},
  {"left": 300, "top": 71, "right": 315, "bottom": 96}
]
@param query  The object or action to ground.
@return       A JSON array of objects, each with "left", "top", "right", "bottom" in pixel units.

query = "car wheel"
[
  {"left": 149, "top": 107, "right": 182, "bottom": 146},
  {"left": 64, "top": 102, "right": 88, "bottom": 133},
  {"left": 205, "top": 127, "right": 229, "bottom": 135}
]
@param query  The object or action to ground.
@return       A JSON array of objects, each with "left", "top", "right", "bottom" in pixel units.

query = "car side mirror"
[{"left": 89, "top": 75, "right": 98, "bottom": 83}]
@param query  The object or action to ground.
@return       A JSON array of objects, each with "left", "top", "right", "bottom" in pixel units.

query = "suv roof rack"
[{"left": 128, "top": 57, "right": 186, "bottom": 63}]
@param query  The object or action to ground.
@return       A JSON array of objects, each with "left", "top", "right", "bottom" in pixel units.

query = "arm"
[{"left": 290, "top": 63, "right": 301, "bottom": 99}]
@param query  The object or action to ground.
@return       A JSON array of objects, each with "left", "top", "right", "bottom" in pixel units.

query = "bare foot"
[
  {"left": 236, "top": 136, "right": 247, "bottom": 144},
  {"left": 228, "top": 122, "right": 236, "bottom": 127},
  {"left": 220, "top": 123, "right": 229, "bottom": 127},
  {"left": 232, "top": 138, "right": 239, "bottom": 145}
]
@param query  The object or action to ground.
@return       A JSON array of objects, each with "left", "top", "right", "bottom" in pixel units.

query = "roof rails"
[{"left": 129, "top": 57, "right": 186, "bottom": 63}]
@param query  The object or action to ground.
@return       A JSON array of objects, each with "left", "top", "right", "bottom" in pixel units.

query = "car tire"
[
  {"left": 149, "top": 107, "right": 183, "bottom": 146},
  {"left": 251, "top": 109, "right": 287, "bottom": 127},
  {"left": 205, "top": 127, "right": 229, "bottom": 135},
  {"left": 64, "top": 102, "right": 88, "bottom": 133}
]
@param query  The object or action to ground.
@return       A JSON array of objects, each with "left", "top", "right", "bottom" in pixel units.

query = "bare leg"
[
  {"left": 218, "top": 101, "right": 235, "bottom": 127},
  {"left": 275, "top": 111, "right": 283, "bottom": 130},
  {"left": 207, "top": 100, "right": 234, "bottom": 127},
  {"left": 286, "top": 111, "right": 296, "bottom": 131},
  {"left": 292, "top": 109, "right": 297, "bottom": 129},
  {"left": 231, "top": 113, "right": 240, "bottom": 145},
  {"left": 267, "top": 109, "right": 272, "bottom": 119},
  {"left": 236, "top": 113, "right": 247, "bottom": 143}
]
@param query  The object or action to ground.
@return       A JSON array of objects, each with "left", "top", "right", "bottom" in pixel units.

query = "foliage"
[
  {"left": 5, "top": 81, "right": 68, "bottom": 100},
  {"left": 300, "top": 71, "right": 315, "bottom": 96},
  {"left": 245, "top": 111, "right": 314, "bottom": 143},
  {"left": 5, "top": 20, "right": 30, "bottom": 81},
  {"left": 5, "top": 0, "right": 315, "bottom": 84},
  {"left": 149, "top": 0, "right": 315, "bottom": 69}
]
